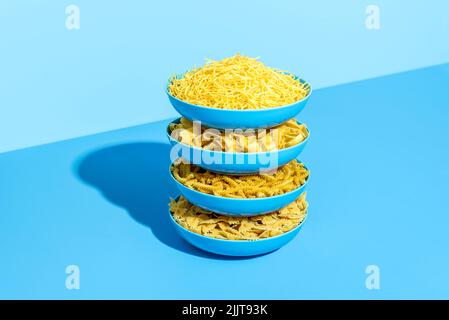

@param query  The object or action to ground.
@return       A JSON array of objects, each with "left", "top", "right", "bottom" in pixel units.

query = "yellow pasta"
[
  {"left": 168, "top": 54, "right": 310, "bottom": 110},
  {"left": 169, "top": 118, "right": 309, "bottom": 152},
  {"left": 169, "top": 194, "right": 308, "bottom": 240},
  {"left": 171, "top": 159, "right": 309, "bottom": 198}
]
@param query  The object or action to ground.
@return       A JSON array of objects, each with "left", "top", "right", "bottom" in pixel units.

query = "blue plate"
[
  {"left": 167, "top": 117, "right": 310, "bottom": 174},
  {"left": 169, "top": 162, "right": 309, "bottom": 216},
  {"left": 169, "top": 196, "right": 308, "bottom": 256},
  {"left": 166, "top": 76, "right": 312, "bottom": 129}
]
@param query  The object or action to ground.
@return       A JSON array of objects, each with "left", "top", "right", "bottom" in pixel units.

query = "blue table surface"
[{"left": 1, "top": 64, "right": 449, "bottom": 299}]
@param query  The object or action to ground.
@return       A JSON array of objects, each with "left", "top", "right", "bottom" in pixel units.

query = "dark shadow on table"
[{"left": 75, "top": 142, "right": 263, "bottom": 260}]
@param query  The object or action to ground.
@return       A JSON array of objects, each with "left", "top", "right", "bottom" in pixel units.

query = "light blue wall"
[{"left": 1, "top": 0, "right": 449, "bottom": 153}]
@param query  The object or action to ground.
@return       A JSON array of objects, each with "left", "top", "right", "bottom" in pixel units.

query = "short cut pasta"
[
  {"left": 169, "top": 118, "right": 309, "bottom": 152},
  {"left": 171, "top": 159, "right": 309, "bottom": 198},
  {"left": 169, "top": 194, "right": 308, "bottom": 240},
  {"left": 168, "top": 54, "right": 310, "bottom": 110}
]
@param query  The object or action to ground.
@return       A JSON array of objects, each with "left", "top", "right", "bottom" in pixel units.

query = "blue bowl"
[
  {"left": 167, "top": 117, "right": 310, "bottom": 174},
  {"left": 166, "top": 76, "right": 312, "bottom": 129},
  {"left": 169, "top": 162, "right": 309, "bottom": 216},
  {"left": 169, "top": 196, "right": 308, "bottom": 256}
]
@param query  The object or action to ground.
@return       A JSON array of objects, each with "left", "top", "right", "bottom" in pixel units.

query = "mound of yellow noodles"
[
  {"left": 171, "top": 159, "right": 309, "bottom": 198},
  {"left": 169, "top": 118, "right": 309, "bottom": 152},
  {"left": 168, "top": 54, "right": 310, "bottom": 110},
  {"left": 170, "top": 194, "right": 308, "bottom": 240}
]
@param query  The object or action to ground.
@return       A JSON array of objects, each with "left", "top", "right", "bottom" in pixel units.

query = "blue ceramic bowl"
[
  {"left": 166, "top": 76, "right": 312, "bottom": 129},
  {"left": 166, "top": 117, "right": 310, "bottom": 174},
  {"left": 169, "top": 162, "right": 309, "bottom": 216},
  {"left": 169, "top": 196, "right": 308, "bottom": 256}
]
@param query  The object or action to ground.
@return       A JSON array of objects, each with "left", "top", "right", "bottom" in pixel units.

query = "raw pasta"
[
  {"left": 169, "top": 194, "right": 308, "bottom": 240},
  {"left": 171, "top": 159, "right": 309, "bottom": 198},
  {"left": 168, "top": 54, "right": 310, "bottom": 110},
  {"left": 169, "top": 118, "right": 309, "bottom": 152}
]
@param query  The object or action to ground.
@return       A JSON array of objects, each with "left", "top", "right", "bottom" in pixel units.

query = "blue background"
[
  {"left": 1, "top": 64, "right": 449, "bottom": 299},
  {"left": 1, "top": 0, "right": 449, "bottom": 153},
  {"left": 1, "top": 0, "right": 449, "bottom": 299}
]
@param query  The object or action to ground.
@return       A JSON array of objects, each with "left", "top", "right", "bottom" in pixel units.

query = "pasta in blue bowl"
[
  {"left": 166, "top": 54, "right": 312, "bottom": 129},
  {"left": 166, "top": 117, "right": 310, "bottom": 174},
  {"left": 166, "top": 79, "right": 311, "bottom": 130},
  {"left": 168, "top": 195, "right": 308, "bottom": 256},
  {"left": 169, "top": 159, "right": 309, "bottom": 216}
]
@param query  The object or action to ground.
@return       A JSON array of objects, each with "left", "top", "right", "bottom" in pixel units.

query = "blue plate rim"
[
  {"left": 165, "top": 73, "right": 312, "bottom": 112},
  {"left": 169, "top": 160, "right": 310, "bottom": 202},
  {"left": 168, "top": 195, "right": 308, "bottom": 243},
  {"left": 166, "top": 117, "right": 310, "bottom": 156}
]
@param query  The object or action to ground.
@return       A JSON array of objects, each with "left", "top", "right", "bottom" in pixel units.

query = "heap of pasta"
[
  {"left": 170, "top": 194, "right": 308, "bottom": 240},
  {"left": 169, "top": 118, "right": 309, "bottom": 152},
  {"left": 171, "top": 159, "right": 309, "bottom": 198},
  {"left": 168, "top": 54, "right": 310, "bottom": 110}
]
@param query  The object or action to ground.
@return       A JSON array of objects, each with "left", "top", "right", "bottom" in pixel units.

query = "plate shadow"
[{"left": 75, "top": 141, "right": 259, "bottom": 260}]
